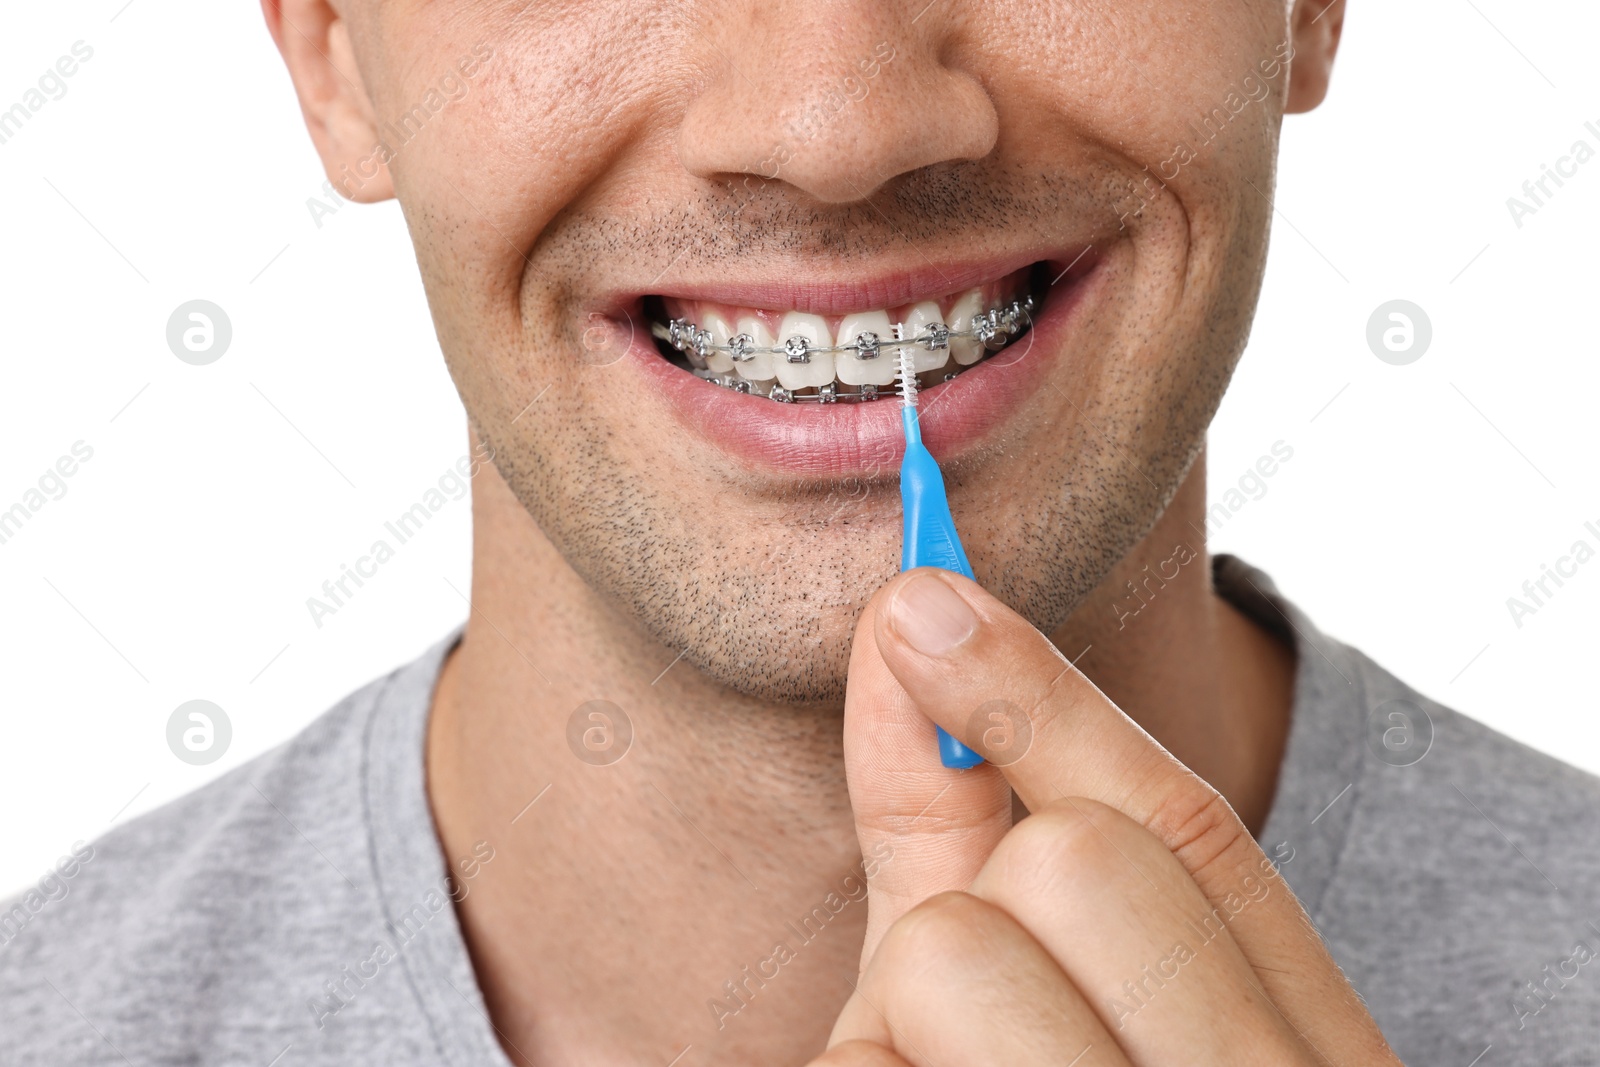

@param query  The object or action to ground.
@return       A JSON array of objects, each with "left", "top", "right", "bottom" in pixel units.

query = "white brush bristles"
[{"left": 897, "top": 347, "right": 918, "bottom": 408}]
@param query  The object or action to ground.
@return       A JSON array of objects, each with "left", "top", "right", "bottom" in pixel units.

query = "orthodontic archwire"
[
  {"left": 894, "top": 346, "right": 985, "bottom": 769},
  {"left": 650, "top": 294, "right": 1034, "bottom": 403}
]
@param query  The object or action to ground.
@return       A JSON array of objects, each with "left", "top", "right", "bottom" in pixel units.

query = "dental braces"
[
  {"left": 695, "top": 376, "right": 915, "bottom": 403},
  {"left": 651, "top": 294, "right": 1036, "bottom": 366}
]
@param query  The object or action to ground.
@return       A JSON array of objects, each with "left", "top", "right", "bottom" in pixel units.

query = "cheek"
[
  {"left": 378, "top": 6, "right": 681, "bottom": 336},
  {"left": 981, "top": 1, "right": 1288, "bottom": 188}
]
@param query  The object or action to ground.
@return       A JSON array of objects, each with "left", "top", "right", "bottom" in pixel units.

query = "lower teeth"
[{"left": 650, "top": 294, "right": 1036, "bottom": 403}]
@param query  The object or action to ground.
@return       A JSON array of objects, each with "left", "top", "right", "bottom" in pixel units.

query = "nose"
[{"left": 676, "top": 4, "right": 999, "bottom": 205}]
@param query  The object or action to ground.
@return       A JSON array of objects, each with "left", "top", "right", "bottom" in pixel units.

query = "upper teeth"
[{"left": 653, "top": 291, "right": 1034, "bottom": 401}]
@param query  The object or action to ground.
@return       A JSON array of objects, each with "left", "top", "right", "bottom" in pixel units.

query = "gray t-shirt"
[{"left": 4, "top": 556, "right": 1598, "bottom": 1065}]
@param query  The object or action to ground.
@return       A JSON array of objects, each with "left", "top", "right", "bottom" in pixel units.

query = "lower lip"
[{"left": 627, "top": 266, "right": 1103, "bottom": 478}]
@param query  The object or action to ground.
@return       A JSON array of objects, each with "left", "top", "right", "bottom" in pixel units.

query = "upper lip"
[{"left": 598, "top": 245, "right": 1090, "bottom": 318}]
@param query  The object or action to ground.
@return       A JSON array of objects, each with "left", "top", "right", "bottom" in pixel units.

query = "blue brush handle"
[{"left": 899, "top": 405, "right": 985, "bottom": 769}]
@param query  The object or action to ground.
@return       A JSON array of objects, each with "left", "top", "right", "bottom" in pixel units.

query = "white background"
[{"left": 1, "top": 0, "right": 1594, "bottom": 896}]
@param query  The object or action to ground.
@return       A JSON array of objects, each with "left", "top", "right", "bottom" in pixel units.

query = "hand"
[{"left": 812, "top": 568, "right": 1399, "bottom": 1067}]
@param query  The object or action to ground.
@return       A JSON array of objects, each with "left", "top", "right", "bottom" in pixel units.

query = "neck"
[{"left": 427, "top": 442, "right": 1294, "bottom": 1067}]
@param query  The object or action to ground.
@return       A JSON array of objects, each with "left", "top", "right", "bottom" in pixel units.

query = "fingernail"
[{"left": 889, "top": 573, "right": 978, "bottom": 656}]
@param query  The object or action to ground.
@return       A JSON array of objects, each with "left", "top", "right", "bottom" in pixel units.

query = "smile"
[
  {"left": 620, "top": 251, "right": 1102, "bottom": 477},
  {"left": 645, "top": 264, "right": 1048, "bottom": 403}
]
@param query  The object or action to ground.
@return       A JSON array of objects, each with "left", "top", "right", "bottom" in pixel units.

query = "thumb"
[{"left": 843, "top": 574, "right": 1013, "bottom": 970}]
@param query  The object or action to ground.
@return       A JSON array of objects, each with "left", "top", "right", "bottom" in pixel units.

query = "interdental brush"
[{"left": 895, "top": 347, "right": 985, "bottom": 769}]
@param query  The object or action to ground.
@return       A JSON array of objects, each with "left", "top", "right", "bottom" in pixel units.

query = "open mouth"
[{"left": 644, "top": 262, "right": 1051, "bottom": 403}]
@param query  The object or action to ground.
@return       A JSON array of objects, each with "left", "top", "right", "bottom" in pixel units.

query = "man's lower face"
[{"left": 366, "top": 3, "right": 1284, "bottom": 702}]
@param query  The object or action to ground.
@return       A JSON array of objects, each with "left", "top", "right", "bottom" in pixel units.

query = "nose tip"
[{"left": 676, "top": 32, "right": 999, "bottom": 205}]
